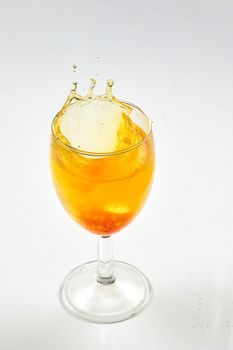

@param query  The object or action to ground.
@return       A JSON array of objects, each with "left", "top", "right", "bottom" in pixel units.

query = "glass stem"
[{"left": 97, "top": 235, "right": 115, "bottom": 285}]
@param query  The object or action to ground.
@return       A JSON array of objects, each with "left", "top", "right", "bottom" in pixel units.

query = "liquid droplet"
[
  {"left": 106, "top": 79, "right": 114, "bottom": 100},
  {"left": 73, "top": 64, "right": 77, "bottom": 73},
  {"left": 107, "top": 79, "right": 114, "bottom": 87}
]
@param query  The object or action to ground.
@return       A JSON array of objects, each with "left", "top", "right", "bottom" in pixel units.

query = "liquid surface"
[
  {"left": 51, "top": 80, "right": 155, "bottom": 234},
  {"left": 54, "top": 95, "right": 145, "bottom": 154}
]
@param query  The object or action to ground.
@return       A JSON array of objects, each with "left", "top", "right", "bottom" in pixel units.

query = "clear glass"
[{"left": 50, "top": 101, "right": 155, "bottom": 323}]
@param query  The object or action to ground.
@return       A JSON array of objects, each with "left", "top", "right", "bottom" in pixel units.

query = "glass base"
[{"left": 59, "top": 260, "right": 152, "bottom": 324}]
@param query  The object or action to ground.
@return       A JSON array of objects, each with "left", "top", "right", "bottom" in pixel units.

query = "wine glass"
[{"left": 50, "top": 100, "right": 155, "bottom": 323}]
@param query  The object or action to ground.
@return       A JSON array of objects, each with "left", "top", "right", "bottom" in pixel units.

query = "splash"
[{"left": 53, "top": 67, "right": 145, "bottom": 153}]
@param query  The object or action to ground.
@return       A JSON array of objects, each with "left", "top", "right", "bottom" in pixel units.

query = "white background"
[{"left": 0, "top": 0, "right": 233, "bottom": 349}]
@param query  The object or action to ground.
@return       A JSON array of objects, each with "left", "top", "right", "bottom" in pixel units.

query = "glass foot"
[{"left": 59, "top": 260, "right": 152, "bottom": 324}]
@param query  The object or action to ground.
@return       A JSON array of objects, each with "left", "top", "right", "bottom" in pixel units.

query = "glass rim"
[{"left": 51, "top": 100, "right": 152, "bottom": 157}]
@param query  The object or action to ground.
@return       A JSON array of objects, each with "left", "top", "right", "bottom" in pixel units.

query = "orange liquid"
[{"left": 50, "top": 111, "right": 155, "bottom": 235}]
